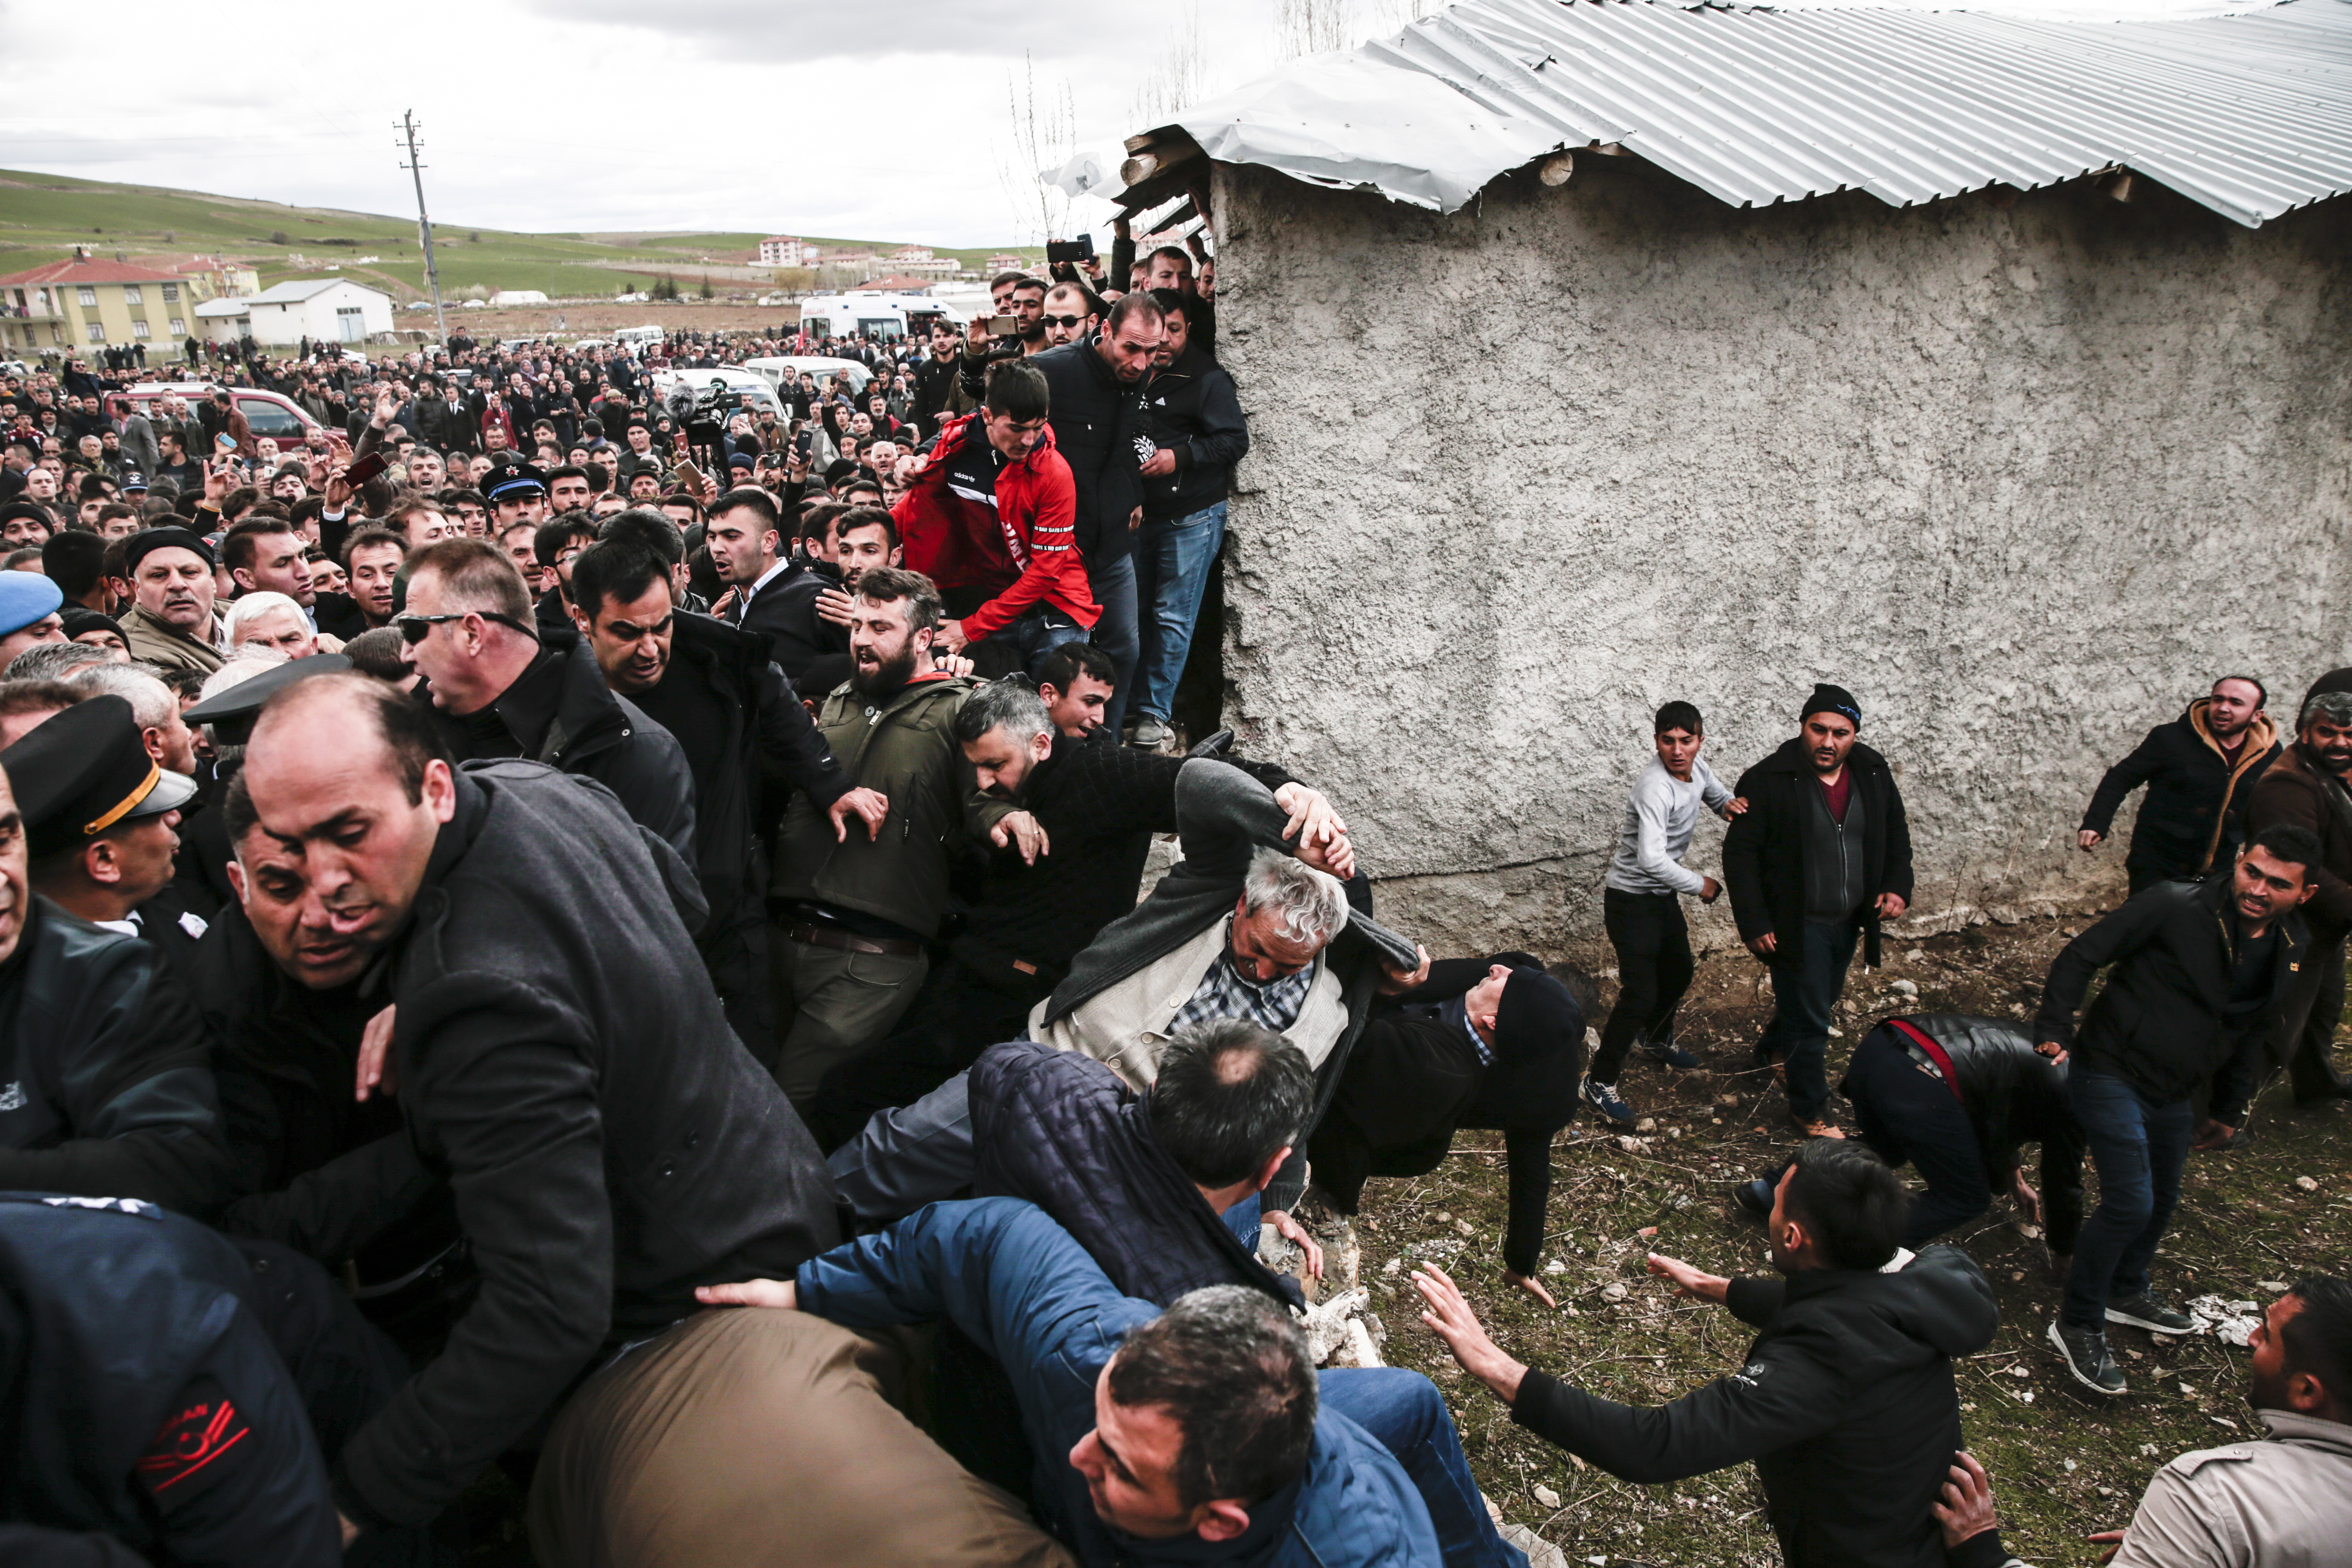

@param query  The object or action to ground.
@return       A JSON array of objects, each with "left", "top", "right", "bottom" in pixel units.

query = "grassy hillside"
[{"left": 0, "top": 168, "right": 1038, "bottom": 302}]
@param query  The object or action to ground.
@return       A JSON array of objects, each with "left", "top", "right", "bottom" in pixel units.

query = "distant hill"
[{"left": 0, "top": 168, "right": 1037, "bottom": 301}]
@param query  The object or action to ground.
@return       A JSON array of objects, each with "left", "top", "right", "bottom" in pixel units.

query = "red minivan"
[{"left": 122, "top": 381, "right": 327, "bottom": 448}]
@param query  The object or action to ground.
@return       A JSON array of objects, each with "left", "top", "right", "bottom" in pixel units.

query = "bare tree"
[
  {"left": 1274, "top": 0, "right": 1359, "bottom": 59},
  {"left": 998, "top": 52, "right": 1078, "bottom": 246},
  {"left": 1132, "top": 2, "right": 1213, "bottom": 129},
  {"left": 1272, "top": 0, "right": 1439, "bottom": 60}
]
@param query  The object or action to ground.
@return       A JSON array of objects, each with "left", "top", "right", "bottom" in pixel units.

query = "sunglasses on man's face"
[
  {"left": 1041, "top": 315, "right": 1089, "bottom": 330},
  {"left": 395, "top": 610, "right": 539, "bottom": 645}
]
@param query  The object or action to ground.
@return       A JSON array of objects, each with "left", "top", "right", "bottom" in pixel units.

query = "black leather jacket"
[{"left": 1857, "top": 1014, "right": 2086, "bottom": 1254}]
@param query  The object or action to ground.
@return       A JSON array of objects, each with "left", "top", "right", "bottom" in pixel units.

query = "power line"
[{"left": 396, "top": 111, "right": 448, "bottom": 348}]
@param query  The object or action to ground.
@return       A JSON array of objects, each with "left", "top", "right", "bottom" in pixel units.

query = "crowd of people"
[{"left": 0, "top": 235, "right": 2343, "bottom": 1568}]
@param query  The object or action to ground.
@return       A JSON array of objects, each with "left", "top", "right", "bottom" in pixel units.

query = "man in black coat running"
[
  {"left": 1724, "top": 683, "right": 1915, "bottom": 1137},
  {"left": 1416, "top": 1139, "right": 2005, "bottom": 1568}
]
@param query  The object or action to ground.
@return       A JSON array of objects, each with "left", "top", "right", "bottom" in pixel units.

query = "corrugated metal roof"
[{"left": 1167, "top": 0, "right": 2352, "bottom": 225}]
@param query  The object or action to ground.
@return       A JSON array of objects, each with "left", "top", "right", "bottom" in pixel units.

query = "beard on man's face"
[{"left": 851, "top": 641, "right": 918, "bottom": 702}]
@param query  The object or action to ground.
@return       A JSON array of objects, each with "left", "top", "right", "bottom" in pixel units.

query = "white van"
[
  {"left": 613, "top": 324, "right": 665, "bottom": 351},
  {"left": 794, "top": 293, "right": 965, "bottom": 341},
  {"left": 649, "top": 365, "right": 787, "bottom": 419},
  {"left": 742, "top": 356, "right": 872, "bottom": 399}
]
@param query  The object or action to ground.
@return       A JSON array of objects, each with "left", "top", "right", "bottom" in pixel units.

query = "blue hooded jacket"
[{"left": 794, "top": 1198, "right": 1439, "bottom": 1568}]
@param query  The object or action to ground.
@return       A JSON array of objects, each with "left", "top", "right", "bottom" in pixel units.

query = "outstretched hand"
[
  {"left": 1645, "top": 1253, "right": 1729, "bottom": 1303},
  {"left": 1411, "top": 1263, "right": 1529, "bottom": 1402}
]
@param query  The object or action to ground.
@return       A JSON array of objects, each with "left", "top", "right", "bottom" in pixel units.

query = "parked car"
[
  {"left": 743, "top": 355, "right": 872, "bottom": 397},
  {"left": 121, "top": 382, "right": 325, "bottom": 445}
]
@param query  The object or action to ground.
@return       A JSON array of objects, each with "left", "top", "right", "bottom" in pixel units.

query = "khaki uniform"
[{"left": 2110, "top": 1410, "right": 2352, "bottom": 1568}]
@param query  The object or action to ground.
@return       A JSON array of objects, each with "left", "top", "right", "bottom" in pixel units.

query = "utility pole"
[{"left": 397, "top": 111, "right": 449, "bottom": 348}]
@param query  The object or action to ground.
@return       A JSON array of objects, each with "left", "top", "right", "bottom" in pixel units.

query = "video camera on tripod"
[{"left": 665, "top": 377, "right": 736, "bottom": 470}]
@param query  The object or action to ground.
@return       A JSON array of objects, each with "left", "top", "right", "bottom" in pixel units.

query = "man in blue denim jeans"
[
  {"left": 2033, "top": 825, "right": 2318, "bottom": 1395},
  {"left": 1131, "top": 292, "right": 1248, "bottom": 750}
]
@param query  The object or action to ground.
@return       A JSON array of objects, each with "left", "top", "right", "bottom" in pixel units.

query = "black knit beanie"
[{"left": 1799, "top": 683, "right": 1862, "bottom": 728}]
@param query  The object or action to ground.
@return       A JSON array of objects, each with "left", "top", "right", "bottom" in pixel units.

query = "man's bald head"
[{"left": 230, "top": 673, "right": 456, "bottom": 989}]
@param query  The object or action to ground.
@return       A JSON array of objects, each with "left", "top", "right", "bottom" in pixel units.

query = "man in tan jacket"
[
  {"left": 119, "top": 528, "right": 225, "bottom": 675},
  {"left": 2091, "top": 1275, "right": 2352, "bottom": 1567}
]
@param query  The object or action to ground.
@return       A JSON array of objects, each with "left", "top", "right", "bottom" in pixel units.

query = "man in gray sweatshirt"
[{"left": 1584, "top": 701, "right": 1744, "bottom": 1126}]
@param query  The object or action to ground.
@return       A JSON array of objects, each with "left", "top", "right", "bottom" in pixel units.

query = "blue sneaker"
[
  {"left": 1638, "top": 1031, "right": 1700, "bottom": 1069},
  {"left": 1580, "top": 1076, "right": 1637, "bottom": 1127},
  {"left": 1732, "top": 1178, "right": 1775, "bottom": 1218}
]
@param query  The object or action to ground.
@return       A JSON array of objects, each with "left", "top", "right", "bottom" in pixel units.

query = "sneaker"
[
  {"left": 1637, "top": 1031, "right": 1700, "bottom": 1069},
  {"left": 2048, "top": 1319, "right": 2128, "bottom": 1396},
  {"left": 1731, "top": 1178, "right": 1776, "bottom": 1218},
  {"left": 1580, "top": 1076, "right": 1637, "bottom": 1127},
  {"left": 2106, "top": 1292, "right": 2194, "bottom": 1334},
  {"left": 1128, "top": 717, "right": 1172, "bottom": 749}
]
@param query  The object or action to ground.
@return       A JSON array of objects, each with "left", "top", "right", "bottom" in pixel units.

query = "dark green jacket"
[{"left": 772, "top": 673, "right": 1009, "bottom": 938}]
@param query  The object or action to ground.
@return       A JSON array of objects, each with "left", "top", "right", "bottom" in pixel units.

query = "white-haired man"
[
  {"left": 225, "top": 591, "right": 323, "bottom": 661},
  {"left": 831, "top": 759, "right": 1426, "bottom": 1255}
]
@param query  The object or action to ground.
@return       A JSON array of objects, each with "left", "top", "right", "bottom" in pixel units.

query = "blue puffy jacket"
[{"left": 794, "top": 1198, "right": 1440, "bottom": 1568}]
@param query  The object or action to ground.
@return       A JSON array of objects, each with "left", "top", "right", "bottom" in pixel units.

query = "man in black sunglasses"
[
  {"left": 1039, "top": 281, "right": 1099, "bottom": 349},
  {"left": 401, "top": 537, "right": 696, "bottom": 872}
]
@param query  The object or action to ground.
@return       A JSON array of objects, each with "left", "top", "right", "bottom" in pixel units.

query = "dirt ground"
[{"left": 1361, "top": 913, "right": 2349, "bottom": 1566}]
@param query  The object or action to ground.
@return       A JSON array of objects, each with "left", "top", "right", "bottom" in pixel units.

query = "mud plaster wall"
[{"left": 1208, "top": 157, "right": 2352, "bottom": 964}]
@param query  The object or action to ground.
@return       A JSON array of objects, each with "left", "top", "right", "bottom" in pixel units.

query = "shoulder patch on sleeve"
[{"left": 135, "top": 1375, "right": 253, "bottom": 1504}]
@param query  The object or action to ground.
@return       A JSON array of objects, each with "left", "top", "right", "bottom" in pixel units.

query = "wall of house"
[{"left": 1210, "top": 157, "right": 2352, "bottom": 961}]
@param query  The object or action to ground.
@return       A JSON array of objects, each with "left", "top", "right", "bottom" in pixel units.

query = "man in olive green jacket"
[{"left": 769, "top": 566, "right": 1026, "bottom": 1109}]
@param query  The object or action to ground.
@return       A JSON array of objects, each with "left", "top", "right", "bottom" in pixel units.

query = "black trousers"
[
  {"left": 804, "top": 957, "right": 1049, "bottom": 1152},
  {"left": 2273, "top": 929, "right": 2350, "bottom": 1102},
  {"left": 1844, "top": 1030, "right": 1994, "bottom": 1249},
  {"left": 1593, "top": 887, "right": 1694, "bottom": 1083}
]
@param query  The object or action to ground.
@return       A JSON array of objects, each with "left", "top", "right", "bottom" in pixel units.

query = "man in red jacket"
[{"left": 893, "top": 362, "right": 1098, "bottom": 671}]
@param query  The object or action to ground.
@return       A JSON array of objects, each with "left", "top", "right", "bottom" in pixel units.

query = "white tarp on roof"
[{"left": 1168, "top": 0, "right": 2352, "bottom": 224}]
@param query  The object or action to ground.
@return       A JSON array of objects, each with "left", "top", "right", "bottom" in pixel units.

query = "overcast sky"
[
  {"left": 0, "top": 0, "right": 1299, "bottom": 248},
  {"left": 1, "top": 0, "right": 2271, "bottom": 248}
]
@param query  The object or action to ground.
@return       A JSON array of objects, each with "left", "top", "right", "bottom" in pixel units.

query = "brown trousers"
[{"left": 529, "top": 1308, "right": 1074, "bottom": 1568}]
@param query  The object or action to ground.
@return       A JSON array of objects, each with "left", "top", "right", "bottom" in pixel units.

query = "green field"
[{"left": 0, "top": 167, "right": 1039, "bottom": 302}]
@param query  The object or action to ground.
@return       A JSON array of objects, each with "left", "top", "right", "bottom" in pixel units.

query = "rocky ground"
[{"left": 1335, "top": 914, "right": 2349, "bottom": 1567}]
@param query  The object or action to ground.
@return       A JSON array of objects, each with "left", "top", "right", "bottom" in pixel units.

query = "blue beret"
[{"left": 0, "top": 570, "right": 63, "bottom": 637}]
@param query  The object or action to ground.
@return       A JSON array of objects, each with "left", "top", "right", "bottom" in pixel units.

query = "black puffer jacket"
[
  {"left": 2082, "top": 699, "right": 2278, "bottom": 876},
  {"left": 1030, "top": 337, "right": 1148, "bottom": 564},
  {"left": 1513, "top": 1245, "right": 1999, "bottom": 1568},
  {"left": 1724, "top": 737, "right": 1915, "bottom": 970},
  {"left": 2034, "top": 873, "right": 2300, "bottom": 1123},
  {"left": 1856, "top": 1014, "right": 2085, "bottom": 1254},
  {"left": 968, "top": 1041, "right": 1298, "bottom": 1309}
]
